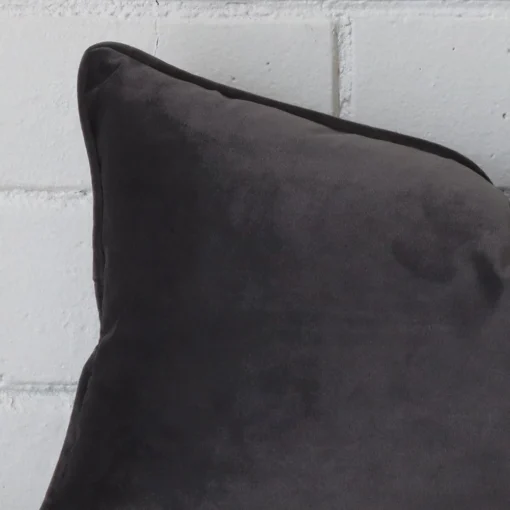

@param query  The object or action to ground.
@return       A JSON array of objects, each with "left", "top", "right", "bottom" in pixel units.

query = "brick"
[
  {"left": 0, "top": 391, "right": 72, "bottom": 510},
  {"left": 349, "top": 15, "right": 510, "bottom": 184},
  {"left": 0, "top": 16, "right": 156, "bottom": 188},
  {"left": 156, "top": 22, "right": 335, "bottom": 114},
  {"left": 0, "top": 192, "right": 97, "bottom": 383}
]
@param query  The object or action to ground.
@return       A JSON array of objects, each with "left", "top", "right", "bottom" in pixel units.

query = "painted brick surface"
[
  {"left": 156, "top": 22, "right": 335, "bottom": 114},
  {"left": 0, "top": 392, "right": 72, "bottom": 510},
  {"left": 0, "top": 16, "right": 156, "bottom": 188},
  {"left": 350, "top": 14, "right": 510, "bottom": 184},
  {"left": 0, "top": 192, "right": 97, "bottom": 383}
]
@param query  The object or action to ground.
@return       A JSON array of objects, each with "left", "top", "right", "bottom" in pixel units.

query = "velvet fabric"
[{"left": 40, "top": 42, "right": 510, "bottom": 509}]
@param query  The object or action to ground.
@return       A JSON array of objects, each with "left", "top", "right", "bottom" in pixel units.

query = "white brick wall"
[
  {"left": 0, "top": 192, "right": 96, "bottom": 383},
  {"left": 2, "top": 1, "right": 510, "bottom": 507}
]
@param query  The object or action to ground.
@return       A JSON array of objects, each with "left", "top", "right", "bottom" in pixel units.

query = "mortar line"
[
  {"left": 154, "top": 0, "right": 160, "bottom": 56},
  {"left": 0, "top": 188, "right": 91, "bottom": 197},
  {"left": 3, "top": 1, "right": 510, "bottom": 19},
  {"left": 0, "top": 381, "right": 78, "bottom": 395},
  {"left": 338, "top": 13, "right": 353, "bottom": 118},
  {"left": 331, "top": 23, "right": 341, "bottom": 117}
]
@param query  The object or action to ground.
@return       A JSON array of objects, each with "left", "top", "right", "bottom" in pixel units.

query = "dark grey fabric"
[{"left": 40, "top": 42, "right": 510, "bottom": 510}]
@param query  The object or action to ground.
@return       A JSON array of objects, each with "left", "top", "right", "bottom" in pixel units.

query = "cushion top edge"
[{"left": 77, "top": 41, "right": 492, "bottom": 185}]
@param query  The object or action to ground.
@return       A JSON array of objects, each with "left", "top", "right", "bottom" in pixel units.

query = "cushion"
[{"left": 40, "top": 42, "right": 510, "bottom": 510}]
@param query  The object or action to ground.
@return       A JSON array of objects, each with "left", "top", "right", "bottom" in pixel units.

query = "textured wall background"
[{"left": 1, "top": 1, "right": 510, "bottom": 507}]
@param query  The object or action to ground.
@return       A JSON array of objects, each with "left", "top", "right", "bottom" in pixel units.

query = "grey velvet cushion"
[{"left": 40, "top": 42, "right": 510, "bottom": 510}]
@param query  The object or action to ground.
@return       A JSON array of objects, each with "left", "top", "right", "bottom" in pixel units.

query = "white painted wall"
[{"left": 1, "top": 1, "right": 510, "bottom": 507}]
